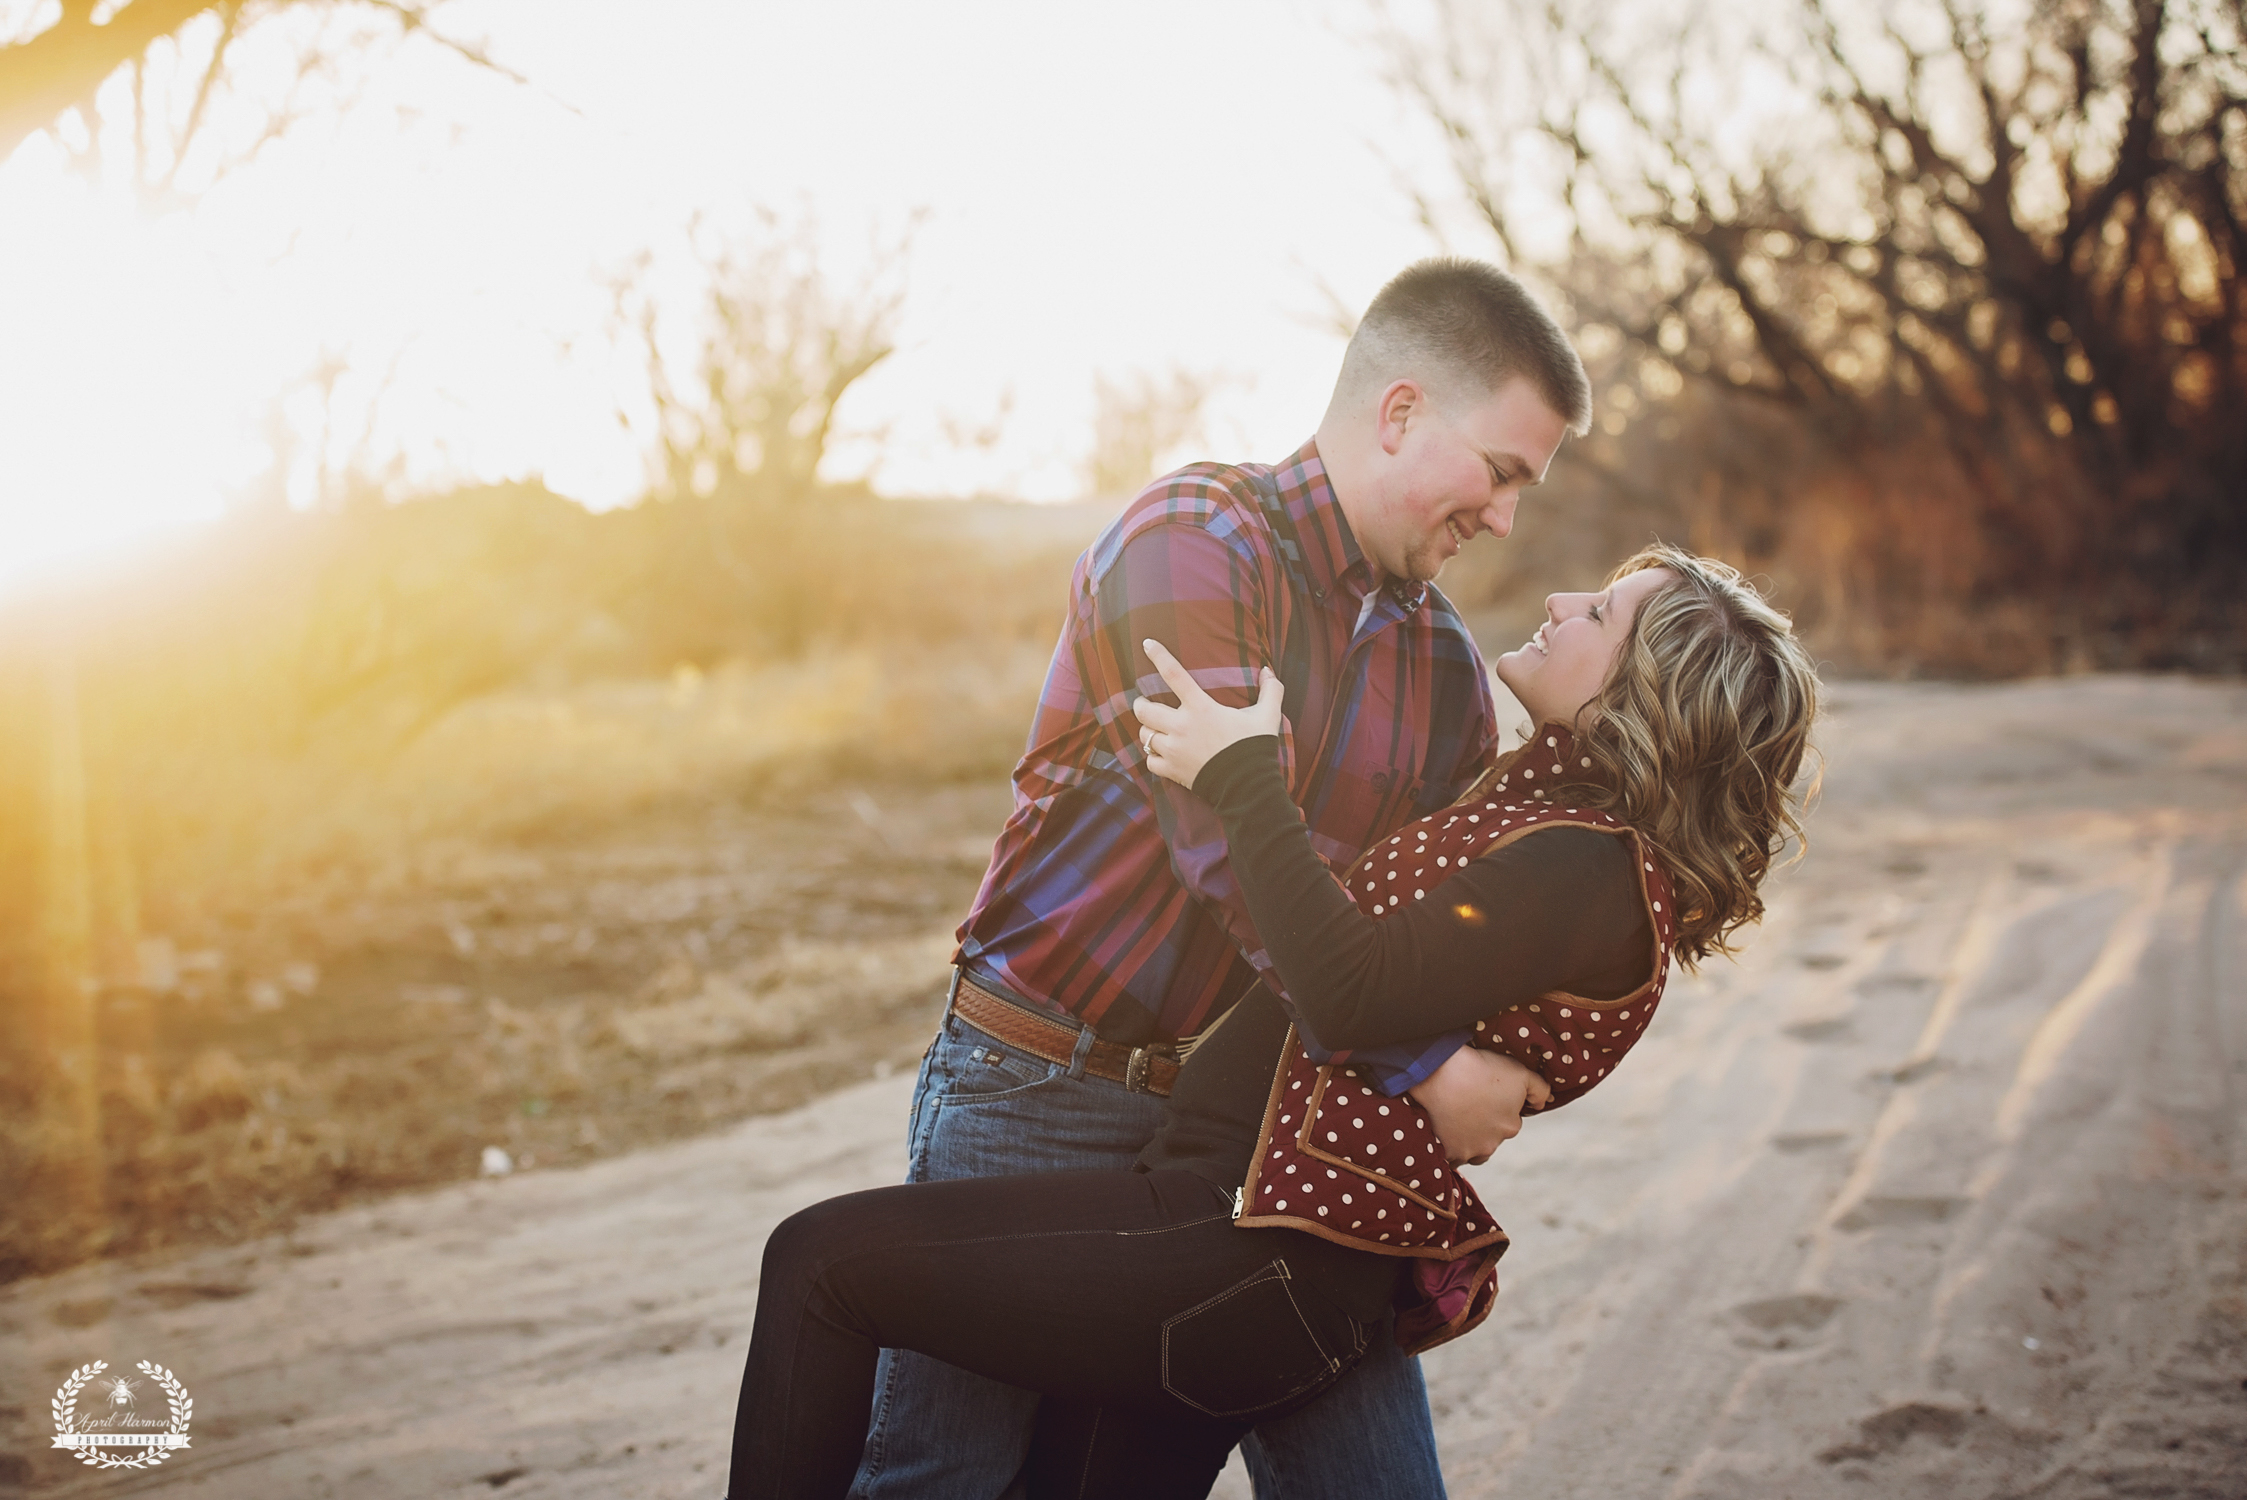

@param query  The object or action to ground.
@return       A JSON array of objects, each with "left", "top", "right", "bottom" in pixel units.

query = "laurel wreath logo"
[{"left": 50, "top": 1359, "right": 194, "bottom": 1471}]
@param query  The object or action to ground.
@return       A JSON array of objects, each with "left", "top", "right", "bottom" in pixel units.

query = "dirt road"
[{"left": 5, "top": 676, "right": 2243, "bottom": 1497}]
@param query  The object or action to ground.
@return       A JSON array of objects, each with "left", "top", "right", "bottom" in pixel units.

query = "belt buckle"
[{"left": 1123, "top": 1043, "right": 1175, "bottom": 1093}]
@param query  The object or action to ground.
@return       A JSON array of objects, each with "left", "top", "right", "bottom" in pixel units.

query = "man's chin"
[{"left": 1375, "top": 542, "right": 1451, "bottom": 586}]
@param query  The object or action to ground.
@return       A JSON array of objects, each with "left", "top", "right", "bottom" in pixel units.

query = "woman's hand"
[
  {"left": 1131, "top": 639, "right": 1284, "bottom": 792},
  {"left": 1408, "top": 1045, "right": 1554, "bottom": 1166}
]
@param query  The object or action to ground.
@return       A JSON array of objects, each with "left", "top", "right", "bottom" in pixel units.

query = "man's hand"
[
  {"left": 1408, "top": 1045, "right": 1553, "bottom": 1165},
  {"left": 1132, "top": 639, "right": 1284, "bottom": 792}
]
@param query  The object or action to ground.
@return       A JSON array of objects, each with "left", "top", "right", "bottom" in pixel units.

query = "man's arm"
[
  {"left": 1083, "top": 505, "right": 1508, "bottom": 1098},
  {"left": 1075, "top": 512, "right": 1301, "bottom": 999}
]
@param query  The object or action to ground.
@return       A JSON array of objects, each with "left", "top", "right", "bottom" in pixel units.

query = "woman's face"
[{"left": 1495, "top": 567, "right": 1675, "bottom": 728}]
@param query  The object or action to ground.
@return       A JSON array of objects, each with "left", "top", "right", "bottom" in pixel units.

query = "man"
[{"left": 851, "top": 259, "right": 1592, "bottom": 1498}]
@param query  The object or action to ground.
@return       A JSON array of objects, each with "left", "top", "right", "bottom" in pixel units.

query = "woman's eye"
[{"left": 1590, "top": 603, "right": 1605, "bottom": 622}]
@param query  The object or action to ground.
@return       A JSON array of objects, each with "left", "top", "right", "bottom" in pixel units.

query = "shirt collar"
[{"left": 1269, "top": 440, "right": 1430, "bottom": 614}]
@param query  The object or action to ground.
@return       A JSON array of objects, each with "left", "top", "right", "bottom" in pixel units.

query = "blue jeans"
[{"left": 847, "top": 999, "right": 1447, "bottom": 1499}]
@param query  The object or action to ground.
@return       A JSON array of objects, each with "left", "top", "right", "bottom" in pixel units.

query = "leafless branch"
[
  {"left": 1378, "top": 0, "right": 2244, "bottom": 661},
  {"left": 1, "top": 0, "right": 545, "bottom": 199},
  {"left": 357, "top": 0, "right": 532, "bottom": 90}
]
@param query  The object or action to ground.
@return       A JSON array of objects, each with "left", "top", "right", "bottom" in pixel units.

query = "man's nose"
[{"left": 1481, "top": 495, "right": 1517, "bottom": 539}]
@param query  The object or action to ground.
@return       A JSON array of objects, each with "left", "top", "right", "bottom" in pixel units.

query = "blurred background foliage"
[
  {"left": 1387, "top": 0, "right": 2245, "bottom": 673},
  {"left": 0, "top": 473, "right": 1089, "bottom": 1276},
  {"left": 0, "top": 475, "right": 1091, "bottom": 1025},
  {"left": 0, "top": 0, "right": 2239, "bottom": 1278}
]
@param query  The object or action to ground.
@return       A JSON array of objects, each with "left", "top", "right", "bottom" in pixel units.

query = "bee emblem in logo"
[{"left": 50, "top": 1361, "right": 193, "bottom": 1471}]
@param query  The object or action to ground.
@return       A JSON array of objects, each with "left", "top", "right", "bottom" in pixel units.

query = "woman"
[{"left": 727, "top": 544, "right": 1819, "bottom": 1499}]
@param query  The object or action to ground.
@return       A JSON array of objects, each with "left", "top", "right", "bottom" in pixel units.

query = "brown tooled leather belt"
[{"left": 949, "top": 972, "right": 1180, "bottom": 1096}]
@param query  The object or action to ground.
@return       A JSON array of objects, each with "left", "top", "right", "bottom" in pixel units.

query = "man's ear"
[{"left": 1375, "top": 378, "right": 1423, "bottom": 456}]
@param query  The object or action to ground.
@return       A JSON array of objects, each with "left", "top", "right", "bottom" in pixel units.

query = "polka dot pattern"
[
  {"left": 1239, "top": 1045, "right": 1502, "bottom": 1254},
  {"left": 1238, "top": 724, "right": 1679, "bottom": 1272}
]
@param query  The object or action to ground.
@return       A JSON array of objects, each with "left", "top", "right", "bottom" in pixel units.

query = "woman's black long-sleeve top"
[{"left": 1137, "top": 735, "right": 1653, "bottom": 1192}]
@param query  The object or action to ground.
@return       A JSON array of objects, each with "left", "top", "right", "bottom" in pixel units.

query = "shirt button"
[{"left": 1313, "top": 588, "right": 1328, "bottom": 602}]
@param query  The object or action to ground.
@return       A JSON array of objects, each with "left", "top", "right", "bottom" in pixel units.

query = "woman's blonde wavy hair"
[{"left": 1557, "top": 543, "right": 1822, "bottom": 967}]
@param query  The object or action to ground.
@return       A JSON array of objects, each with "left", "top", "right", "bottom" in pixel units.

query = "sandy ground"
[
  {"left": 0, "top": 769, "right": 1020, "bottom": 1284},
  {"left": 4, "top": 675, "right": 2244, "bottom": 1498}
]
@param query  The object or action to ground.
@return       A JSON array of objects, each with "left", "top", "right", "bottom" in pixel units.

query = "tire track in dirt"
[{"left": 1423, "top": 678, "right": 2247, "bottom": 1500}]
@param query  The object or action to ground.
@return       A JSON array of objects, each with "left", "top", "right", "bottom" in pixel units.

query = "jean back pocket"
[{"left": 1160, "top": 1259, "right": 1364, "bottom": 1420}]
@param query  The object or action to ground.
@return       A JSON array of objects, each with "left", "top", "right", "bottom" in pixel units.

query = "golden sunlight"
[
  {"left": 0, "top": 161, "right": 271, "bottom": 591},
  {"left": 0, "top": 0, "right": 1440, "bottom": 600},
  {"left": 0, "top": 2, "right": 2239, "bottom": 1492}
]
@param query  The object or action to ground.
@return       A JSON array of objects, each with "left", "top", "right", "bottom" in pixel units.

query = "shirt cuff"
[{"left": 1352, "top": 1029, "right": 1474, "bottom": 1097}]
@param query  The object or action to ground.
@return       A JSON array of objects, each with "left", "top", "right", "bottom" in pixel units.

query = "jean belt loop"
[
  {"left": 944, "top": 966, "right": 963, "bottom": 1038},
  {"left": 1066, "top": 1023, "right": 1097, "bottom": 1081}
]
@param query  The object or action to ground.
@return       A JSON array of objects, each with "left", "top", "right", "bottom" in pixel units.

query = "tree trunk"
[{"left": 0, "top": 0, "right": 222, "bottom": 165}]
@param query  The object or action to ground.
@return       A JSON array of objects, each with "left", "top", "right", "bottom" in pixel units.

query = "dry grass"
[
  {"left": 0, "top": 487, "right": 1089, "bottom": 1283},
  {"left": 160, "top": 640, "right": 1049, "bottom": 897},
  {"left": 0, "top": 642, "right": 1048, "bottom": 1282}
]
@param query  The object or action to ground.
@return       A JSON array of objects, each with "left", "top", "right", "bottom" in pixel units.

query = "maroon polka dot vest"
[{"left": 1234, "top": 726, "right": 1680, "bottom": 1353}]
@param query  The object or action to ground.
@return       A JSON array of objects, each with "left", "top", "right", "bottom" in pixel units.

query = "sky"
[{"left": 0, "top": 0, "right": 1481, "bottom": 597}]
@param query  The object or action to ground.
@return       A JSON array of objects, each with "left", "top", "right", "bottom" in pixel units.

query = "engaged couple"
[{"left": 726, "top": 258, "right": 1821, "bottom": 1499}]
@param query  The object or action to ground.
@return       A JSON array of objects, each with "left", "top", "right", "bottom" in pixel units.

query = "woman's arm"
[
  {"left": 1133, "top": 642, "right": 1637, "bottom": 1160},
  {"left": 1190, "top": 736, "right": 1645, "bottom": 1050},
  {"left": 1133, "top": 639, "right": 1648, "bottom": 1049},
  {"left": 1132, "top": 638, "right": 1648, "bottom": 1049}
]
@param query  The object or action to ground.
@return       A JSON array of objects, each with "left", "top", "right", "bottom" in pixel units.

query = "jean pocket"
[
  {"left": 936, "top": 1035, "right": 1061, "bottom": 1105},
  {"left": 1160, "top": 1259, "right": 1366, "bottom": 1420}
]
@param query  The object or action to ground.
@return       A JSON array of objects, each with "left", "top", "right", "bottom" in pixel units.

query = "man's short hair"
[{"left": 1335, "top": 258, "right": 1591, "bottom": 435}]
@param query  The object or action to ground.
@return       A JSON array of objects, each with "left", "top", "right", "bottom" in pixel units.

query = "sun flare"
[{"left": 0, "top": 156, "right": 273, "bottom": 593}]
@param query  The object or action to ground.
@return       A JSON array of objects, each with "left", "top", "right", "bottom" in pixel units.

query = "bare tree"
[
  {"left": 1384, "top": 0, "right": 2245, "bottom": 666},
  {"left": 1081, "top": 367, "right": 1224, "bottom": 501},
  {"left": 615, "top": 208, "right": 913, "bottom": 503},
  {"left": 602, "top": 209, "right": 916, "bottom": 662},
  {"left": 1, "top": 0, "right": 521, "bottom": 199},
  {"left": 1, "top": 0, "right": 220, "bottom": 163}
]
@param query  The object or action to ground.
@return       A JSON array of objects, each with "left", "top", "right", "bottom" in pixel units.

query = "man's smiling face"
[{"left": 1355, "top": 375, "right": 1569, "bottom": 584}]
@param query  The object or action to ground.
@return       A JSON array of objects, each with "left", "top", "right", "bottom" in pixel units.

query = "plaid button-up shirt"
[{"left": 955, "top": 440, "right": 1498, "bottom": 1093}]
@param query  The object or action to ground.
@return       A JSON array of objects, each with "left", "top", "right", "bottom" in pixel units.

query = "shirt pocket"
[{"left": 1312, "top": 757, "right": 1432, "bottom": 858}]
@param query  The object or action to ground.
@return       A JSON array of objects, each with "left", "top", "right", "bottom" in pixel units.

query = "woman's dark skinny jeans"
[{"left": 727, "top": 1167, "right": 1396, "bottom": 1499}]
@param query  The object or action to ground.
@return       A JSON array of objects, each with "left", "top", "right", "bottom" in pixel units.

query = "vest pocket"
[{"left": 1159, "top": 1259, "right": 1365, "bottom": 1419}]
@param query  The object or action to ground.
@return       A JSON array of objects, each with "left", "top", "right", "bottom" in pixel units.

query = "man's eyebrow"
[{"left": 1483, "top": 448, "right": 1539, "bottom": 485}]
